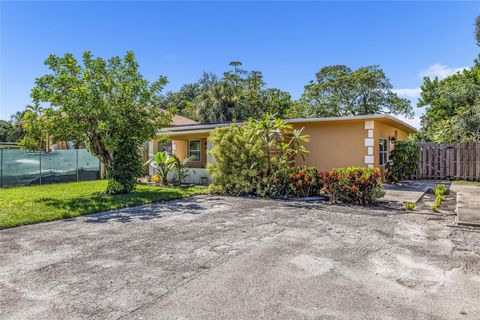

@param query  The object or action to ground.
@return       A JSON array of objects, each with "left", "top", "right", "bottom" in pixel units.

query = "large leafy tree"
[
  {"left": 416, "top": 55, "right": 480, "bottom": 143},
  {"left": 0, "top": 110, "right": 26, "bottom": 143},
  {"left": 292, "top": 65, "right": 413, "bottom": 118},
  {"left": 161, "top": 62, "right": 293, "bottom": 123},
  {"left": 0, "top": 121, "right": 14, "bottom": 142},
  {"left": 18, "top": 105, "right": 53, "bottom": 151},
  {"left": 23, "top": 51, "right": 171, "bottom": 194}
]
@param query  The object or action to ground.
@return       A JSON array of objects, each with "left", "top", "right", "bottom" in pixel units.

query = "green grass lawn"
[
  {"left": 452, "top": 180, "right": 480, "bottom": 187},
  {"left": 0, "top": 180, "right": 207, "bottom": 229}
]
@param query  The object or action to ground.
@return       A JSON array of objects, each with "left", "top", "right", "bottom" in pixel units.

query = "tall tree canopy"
[
  {"left": 290, "top": 65, "right": 413, "bottom": 118},
  {"left": 161, "top": 62, "right": 294, "bottom": 123},
  {"left": 19, "top": 104, "right": 55, "bottom": 151},
  {"left": 0, "top": 110, "right": 26, "bottom": 143},
  {"left": 416, "top": 55, "right": 480, "bottom": 143},
  {"left": 0, "top": 121, "right": 15, "bottom": 142},
  {"left": 22, "top": 51, "right": 171, "bottom": 194},
  {"left": 475, "top": 15, "right": 480, "bottom": 47}
]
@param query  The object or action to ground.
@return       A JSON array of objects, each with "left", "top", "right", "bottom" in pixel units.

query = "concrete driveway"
[{"left": 1, "top": 196, "right": 479, "bottom": 320}]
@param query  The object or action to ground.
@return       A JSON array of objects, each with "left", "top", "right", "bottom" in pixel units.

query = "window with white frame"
[
  {"left": 379, "top": 138, "right": 388, "bottom": 166},
  {"left": 189, "top": 140, "right": 201, "bottom": 161}
]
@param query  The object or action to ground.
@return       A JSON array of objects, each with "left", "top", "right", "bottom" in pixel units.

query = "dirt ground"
[
  {"left": 415, "top": 188, "right": 457, "bottom": 215},
  {"left": 1, "top": 195, "right": 479, "bottom": 320}
]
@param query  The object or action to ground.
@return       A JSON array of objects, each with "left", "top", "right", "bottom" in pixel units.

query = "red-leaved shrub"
[
  {"left": 319, "top": 167, "right": 384, "bottom": 205},
  {"left": 288, "top": 166, "right": 322, "bottom": 197}
]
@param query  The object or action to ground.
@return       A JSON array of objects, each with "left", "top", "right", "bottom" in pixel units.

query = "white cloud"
[
  {"left": 419, "top": 64, "right": 468, "bottom": 80},
  {"left": 392, "top": 88, "right": 421, "bottom": 98}
]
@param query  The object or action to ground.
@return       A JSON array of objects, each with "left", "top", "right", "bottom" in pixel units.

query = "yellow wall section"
[
  {"left": 293, "top": 121, "right": 366, "bottom": 171},
  {"left": 172, "top": 138, "right": 207, "bottom": 168},
  {"left": 156, "top": 118, "right": 413, "bottom": 172},
  {"left": 173, "top": 139, "right": 187, "bottom": 160}
]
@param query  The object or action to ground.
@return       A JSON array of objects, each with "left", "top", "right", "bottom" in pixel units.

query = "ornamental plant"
[
  {"left": 288, "top": 166, "right": 322, "bottom": 197},
  {"left": 432, "top": 183, "right": 447, "bottom": 212},
  {"left": 207, "top": 114, "right": 310, "bottom": 197},
  {"left": 255, "top": 166, "right": 323, "bottom": 198},
  {"left": 152, "top": 175, "right": 161, "bottom": 184},
  {"left": 146, "top": 151, "right": 175, "bottom": 185},
  {"left": 385, "top": 141, "right": 419, "bottom": 183},
  {"left": 405, "top": 202, "right": 416, "bottom": 210},
  {"left": 171, "top": 155, "right": 194, "bottom": 185},
  {"left": 207, "top": 124, "right": 265, "bottom": 195},
  {"left": 320, "top": 167, "right": 385, "bottom": 205}
]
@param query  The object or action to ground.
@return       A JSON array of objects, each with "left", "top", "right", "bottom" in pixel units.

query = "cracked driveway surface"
[{"left": 1, "top": 196, "right": 479, "bottom": 320}]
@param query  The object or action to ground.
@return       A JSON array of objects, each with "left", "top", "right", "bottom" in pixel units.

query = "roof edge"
[
  {"left": 158, "top": 114, "right": 417, "bottom": 134},
  {"left": 287, "top": 114, "right": 417, "bottom": 133}
]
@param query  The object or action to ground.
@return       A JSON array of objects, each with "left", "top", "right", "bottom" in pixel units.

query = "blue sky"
[{"left": 1, "top": 1, "right": 479, "bottom": 128}]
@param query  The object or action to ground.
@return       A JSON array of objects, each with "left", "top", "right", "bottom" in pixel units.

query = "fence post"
[
  {"left": 76, "top": 149, "right": 79, "bottom": 182},
  {"left": 0, "top": 149, "right": 3, "bottom": 187},
  {"left": 39, "top": 151, "right": 42, "bottom": 185},
  {"left": 476, "top": 143, "right": 480, "bottom": 181}
]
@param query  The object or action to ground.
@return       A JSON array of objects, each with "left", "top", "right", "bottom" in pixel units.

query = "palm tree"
[{"left": 7, "top": 109, "right": 28, "bottom": 142}]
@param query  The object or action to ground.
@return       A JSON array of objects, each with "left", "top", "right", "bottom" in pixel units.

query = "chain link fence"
[{"left": 0, "top": 149, "right": 100, "bottom": 187}]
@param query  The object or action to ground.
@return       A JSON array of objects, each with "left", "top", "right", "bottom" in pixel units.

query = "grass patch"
[
  {"left": 452, "top": 180, "right": 480, "bottom": 187},
  {"left": 0, "top": 180, "right": 207, "bottom": 229}
]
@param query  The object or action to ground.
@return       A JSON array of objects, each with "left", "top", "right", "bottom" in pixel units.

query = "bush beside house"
[
  {"left": 147, "top": 151, "right": 194, "bottom": 186},
  {"left": 385, "top": 141, "right": 419, "bottom": 182},
  {"left": 320, "top": 168, "right": 385, "bottom": 205},
  {"left": 207, "top": 115, "right": 385, "bottom": 204},
  {"left": 207, "top": 115, "right": 310, "bottom": 197}
]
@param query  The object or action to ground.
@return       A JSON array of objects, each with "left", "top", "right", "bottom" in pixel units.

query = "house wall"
[
  {"left": 167, "top": 168, "right": 212, "bottom": 185},
  {"left": 148, "top": 135, "right": 210, "bottom": 183},
  {"left": 149, "top": 133, "right": 208, "bottom": 169},
  {"left": 150, "top": 118, "right": 414, "bottom": 182},
  {"left": 293, "top": 119, "right": 411, "bottom": 172},
  {"left": 293, "top": 121, "right": 366, "bottom": 171},
  {"left": 173, "top": 139, "right": 188, "bottom": 161},
  {"left": 171, "top": 138, "right": 208, "bottom": 169}
]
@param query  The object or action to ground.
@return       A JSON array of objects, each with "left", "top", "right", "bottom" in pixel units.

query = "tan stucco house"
[{"left": 149, "top": 114, "right": 416, "bottom": 184}]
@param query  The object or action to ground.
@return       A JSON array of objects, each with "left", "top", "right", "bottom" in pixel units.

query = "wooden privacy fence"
[{"left": 413, "top": 142, "right": 480, "bottom": 181}]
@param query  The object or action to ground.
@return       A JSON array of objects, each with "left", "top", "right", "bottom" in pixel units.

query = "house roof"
[
  {"left": 170, "top": 115, "right": 199, "bottom": 126},
  {"left": 159, "top": 114, "right": 417, "bottom": 136},
  {"left": 286, "top": 114, "right": 417, "bottom": 134}
]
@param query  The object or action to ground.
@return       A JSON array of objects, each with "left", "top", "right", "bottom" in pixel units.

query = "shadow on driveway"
[{"left": 37, "top": 195, "right": 207, "bottom": 224}]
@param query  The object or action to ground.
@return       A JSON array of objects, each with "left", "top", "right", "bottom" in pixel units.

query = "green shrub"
[
  {"left": 434, "top": 184, "right": 447, "bottom": 197},
  {"left": 106, "top": 141, "right": 143, "bottom": 194},
  {"left": 405, "top": 202, "right": 416, "bottom": 210},
  {"left": 207, "top": 124, "right": 266, "bottom": 196},
  {"left": 207, "top": 114, "right": 310, "bottom": 197},
  {"left": 319, "top": 167, "right": 385, "bottom": 205},
  {"left": 287, "top": 166, "right": 323, "bottom": 197},
  {"left": 385, "top": 141, "right": 419, "bottom": 183},
  {"left": 431, "top": 184, "right": 447, "bottom": 212}
]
